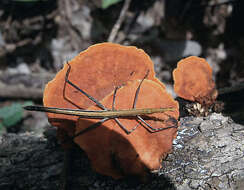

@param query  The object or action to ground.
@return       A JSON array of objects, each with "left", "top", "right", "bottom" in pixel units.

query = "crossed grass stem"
[{"left": 64, "top": 63, "right": 178, "bottom": 142}]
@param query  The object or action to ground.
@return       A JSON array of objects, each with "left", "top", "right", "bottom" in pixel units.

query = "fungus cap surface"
[
  {"left": 43, "top": 43, "right": 164, "bottom": 137},
  {"left": 173, "top": 56, "right": 217, "bottom": 105},
  {"left": 74, "top": 79, "right": 179, "bottom": 179}
]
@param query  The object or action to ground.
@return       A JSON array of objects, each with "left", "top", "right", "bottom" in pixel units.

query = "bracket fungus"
[
  {"left": 42, "top": 42, "right": 179, "bottom": 180},
  {"left": 75, "top": 79, "right": 179, "bottom": 179},
  {"left": 43, "top": 43, "right": 164, "bottom": 141},
  {"left": 173, "top": 56, "right": 218, "bottom": 106}
]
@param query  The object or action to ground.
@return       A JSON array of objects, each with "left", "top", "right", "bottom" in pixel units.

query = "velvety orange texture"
[
  {"left": 43, "top": 42, "right": 179, "bottom": 179},
  {"left": 43, "top": 43, "right": 164, "bottom": 138},
  {"left": 173, "top": 56, "right": 217, "bottom": 105},
  {"left": 74, "top": 79, "right": 179, "bottom": 179}
]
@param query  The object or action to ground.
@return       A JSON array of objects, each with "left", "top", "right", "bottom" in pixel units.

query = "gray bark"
[{"left": 0, "top": 113, "right": 244, "bottom": 190}]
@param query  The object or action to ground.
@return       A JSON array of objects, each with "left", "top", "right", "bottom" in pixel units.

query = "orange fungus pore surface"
[
  {"left": 74, "top": 79, "right": 179, "bottom": 180},
  {"left": 173, "top": 56, "right": 218, "bottom": 105},
  {"left": 43, "top": 43, "right": 164, "bottom": 138}
]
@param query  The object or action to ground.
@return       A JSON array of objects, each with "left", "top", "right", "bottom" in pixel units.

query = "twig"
[
  {"left": 60, "top": 0, "right": 82, "bottom": 50},
  {"left": 107, "top": 0, "right": 132, "bottom": 42},
  {"left": 0, "top": 71, "right": 55, "bottom": 80},
  {"left": 0, "top": 39, "right": 32, "bottom": 57},
  {"left": 0, "top": 82, "right": 43, "bottom": 100},
  {"left": 0, "top": 72, "right": 55, "bottom": 100},
  {"left": 0, "top": 36, "right": 42, "bottom": 57}
]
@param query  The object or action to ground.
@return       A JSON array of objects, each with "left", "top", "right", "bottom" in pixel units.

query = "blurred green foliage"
[
  {"left": 0, "top": 101, "right": 33, "bottom": 132},
  {"left": 102, "top": 0, "right": 122, "bottom": 9}
]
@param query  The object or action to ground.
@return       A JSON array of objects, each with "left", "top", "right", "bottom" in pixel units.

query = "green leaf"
[
  {"left": 0, "top": 103, "right": 22, "bottom": 128},
  {"left": 23, "top": 101, "right": 33, "bottom": 107},
  {"left": 0, "top": 122, "right": 5, "bottom": 134},
  {"left": 0, "top": 101, "right": 33, "bottom": 128},
  {"left": 102, "top": 0, "right": 122, "bottom": 9},
  {"left": 0, "top": 122, "right": 4, "bottom": 131}
]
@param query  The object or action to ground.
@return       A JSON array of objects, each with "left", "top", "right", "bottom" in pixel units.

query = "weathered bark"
[
  {"left": 0, "top": 113, "right": 244, "bottom": 190},
  {"left": 161, "top": 113, "right": 244, "bottom": 190}
]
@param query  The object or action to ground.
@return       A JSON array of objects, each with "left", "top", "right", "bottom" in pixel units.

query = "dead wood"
[
  {"left": 0, "top": 71, "right": 55, "bottom": 100},
  {"left": 0, "top": 114, "right": 244, "bottom": 190},
  {"left": 107, "top": 0, "right": 132, "bottom": 43}
]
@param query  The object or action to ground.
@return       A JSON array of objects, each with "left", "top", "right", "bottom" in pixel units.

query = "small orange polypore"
[
  {"left": 173, "top": 56, "right": 217, "bottom": 105},
  {"left": 43, "top": 43, "right": 165, "bottom": 138},
  {"left": 74, "top": 79, "right": 179, "bottom": 180}
]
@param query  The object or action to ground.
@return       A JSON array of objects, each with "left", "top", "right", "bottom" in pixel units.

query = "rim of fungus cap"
[{"left": 173, "top": 56, "right": 218, "bottom": 105}]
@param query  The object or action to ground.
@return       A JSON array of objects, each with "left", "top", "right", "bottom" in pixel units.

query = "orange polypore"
[
  {"left": 43, "top": 42, "right": 179, "bottom": 179},
  {"left": 74, "top": 79, "right": 179, "bottom": 179},
  {"left": 43, "top": 43, "right": 164, "bottom": 139},
  {"left": 173, "top": 56, "right": 217, "bottom": 105}
]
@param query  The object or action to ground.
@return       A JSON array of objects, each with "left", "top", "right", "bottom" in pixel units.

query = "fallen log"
[{"left": 0, "top": 113, "right": 243, "bottom": 190}]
